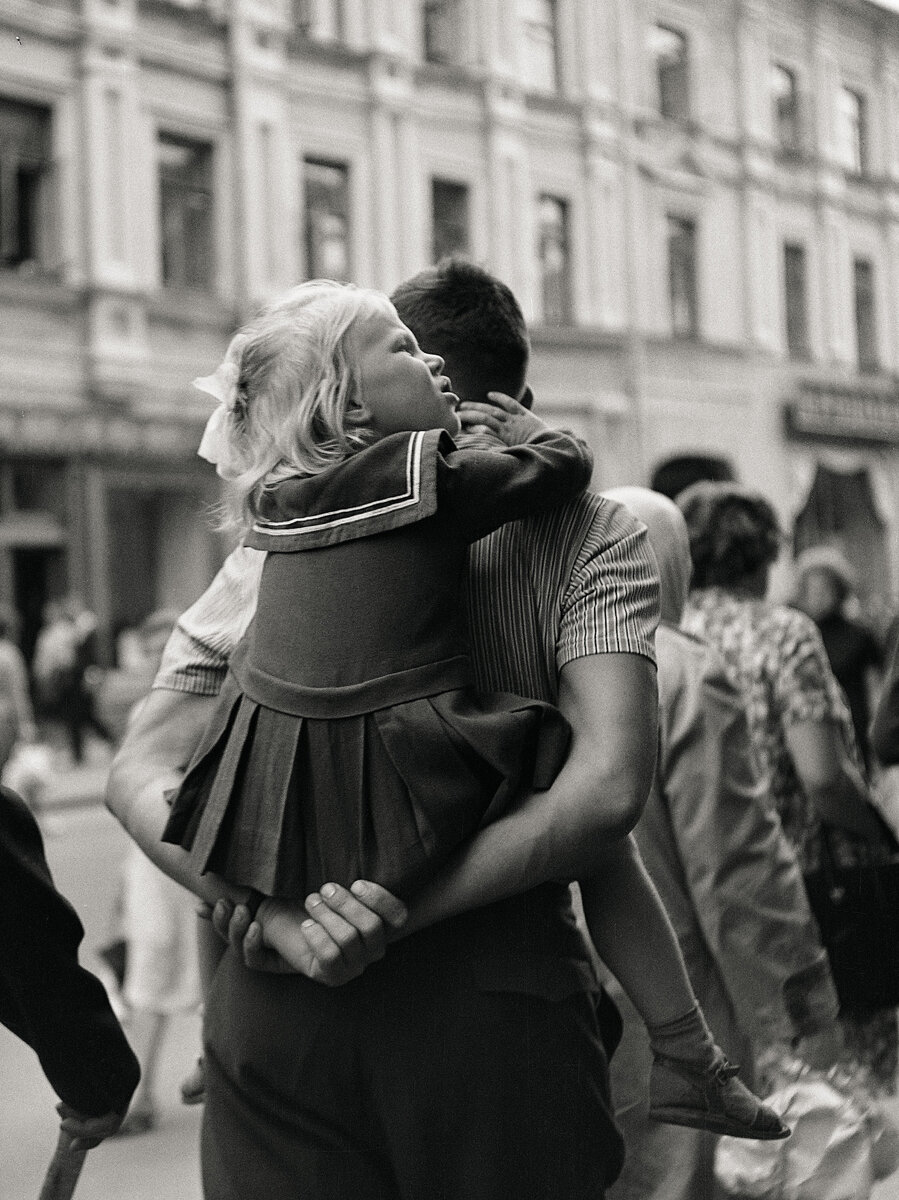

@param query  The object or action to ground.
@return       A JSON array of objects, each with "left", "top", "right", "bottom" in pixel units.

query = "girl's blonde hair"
[{"left": 214, "top": 280, "right": 392, "bottom": 529}]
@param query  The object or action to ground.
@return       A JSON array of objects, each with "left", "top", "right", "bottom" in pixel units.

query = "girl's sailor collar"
[{"left": 246, "top": 429, "right": 454, "bottom": 552}]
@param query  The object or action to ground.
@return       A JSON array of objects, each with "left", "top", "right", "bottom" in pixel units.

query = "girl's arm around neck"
[{"left": 441, "top": 400, "right": 593, "bottom": 541}]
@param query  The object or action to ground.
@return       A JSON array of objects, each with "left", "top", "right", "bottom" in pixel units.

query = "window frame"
[
  {"left": 648, "top": 23, "right": 690, "bottom": 123},
  {"left": 771, "top": 63, "right": 801, "bottom": 155},
  {"left": 303, "top": 155, "right": 352, "bottom": 282},
  {"left": 837, "top": 85, "right": 869, "bottom": 176},
  {"left": 520, "top": 0, "right": 560, "bottom": 95},
  {"left": 430, "top": 177, "right": 470, "bottom": 264},
  {"left": 852, "top": 255, "right": 878, "bottom": 374},
  {"left": 0, "top": 96, "right": 54, "bottom": 274},
  {"left": 157, "top": 130, "right": 216, "bottom": 293},
  {"left": 783, "top": 241, "right": 810, "bottom": 359},
  {"left": 666, "top": 212, "right": 699, "bottom": 340},
  {"left": 536, "top": 192, "right": 573, "bottom": 326}
]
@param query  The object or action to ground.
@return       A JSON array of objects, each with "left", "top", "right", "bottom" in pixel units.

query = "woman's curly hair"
[{"left": 676, "top": 481, "right": 783, "bottom": 589}]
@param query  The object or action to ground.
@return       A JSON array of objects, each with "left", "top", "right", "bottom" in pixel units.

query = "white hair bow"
[{"left": 195, "top": 358, "right": 241, "bottom": 477}]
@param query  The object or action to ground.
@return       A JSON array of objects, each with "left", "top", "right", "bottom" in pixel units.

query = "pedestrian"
[
  {"left": 33, "top": 597, "right": 111, "bottom": 765},
  {"left": 678, "top": 481, "right": 898, "bottom": 1097},
  {"left": 0, "top": 783, "right": 139, "bottom": 1153},
  {"left": 602, "top": 487, "right": 842, "bottom": 1200},
  {"left": 792, "top": 546, "right": 884, "bottom": 771},
  {"left": 108, "top": 259, "right": 664, "bottom": 1200},
  {"left": 0, "top": 604, "right": 37, "bottom": 775},
  {"left": 91, "top": 610, "right": 203, "bottom": 1137}
]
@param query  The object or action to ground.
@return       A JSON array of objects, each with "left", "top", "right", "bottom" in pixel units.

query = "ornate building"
[{"left": 1, "top": 0, "right": 899, "bottom": 653}]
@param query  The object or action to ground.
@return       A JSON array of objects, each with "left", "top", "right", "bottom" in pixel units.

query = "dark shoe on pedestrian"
[
  {"left": 180, "top": 1058, "right": 206, "bottom": 1106},
  {"left": 649, "top": 1052, "right": 790, "bottom": 1141}
]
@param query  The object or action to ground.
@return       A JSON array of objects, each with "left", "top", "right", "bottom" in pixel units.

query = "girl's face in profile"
[{"left": 347, "top": 302, "right": 461, "bottom": 437}]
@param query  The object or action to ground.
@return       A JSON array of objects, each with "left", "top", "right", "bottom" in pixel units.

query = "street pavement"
[{"left": 2, "top": 744, "right": 899, "bottom": 1198}]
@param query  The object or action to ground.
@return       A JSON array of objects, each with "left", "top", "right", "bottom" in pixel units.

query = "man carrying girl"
[{"left": 108, "top": 261, "right": 781, "bottom": 1200}]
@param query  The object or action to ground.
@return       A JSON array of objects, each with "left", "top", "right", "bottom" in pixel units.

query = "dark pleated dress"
[{"left": 163, "top": 426, "right": 593, "bottom": 901}]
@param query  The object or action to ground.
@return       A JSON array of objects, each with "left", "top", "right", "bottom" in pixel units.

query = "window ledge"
[
  {"left": 0, "top": 270, "right": 77, "bottom": 314},
  {"left": 531, "top": 323, "right": 625, "bottom": 351},
  {"left": 147, "top": 289, "right": 237, "bottom": 331}
]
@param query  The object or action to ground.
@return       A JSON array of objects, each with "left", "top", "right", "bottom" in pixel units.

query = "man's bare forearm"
[
  {"left": 404, "top": 654, "right": 658, "bottom": 935},
  {"left": 105, "top": 688, "right": 247, "bottom": 906}
]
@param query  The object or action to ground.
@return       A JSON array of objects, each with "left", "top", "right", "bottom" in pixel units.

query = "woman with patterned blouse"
[{"left": 676, "top": 481, "right": 897, "bottom": 1095}]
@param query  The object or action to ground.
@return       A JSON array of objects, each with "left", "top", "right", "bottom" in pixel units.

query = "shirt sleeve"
[
  {"left": 437, "top": 429, "right": 594, "bottom": 543},
  {"left": 0, "top": 787, "right": 140, "bottom": 1115},
  {"left": 154, "top": 544, "right": 265, "bottom": 697},
  {"left": 557, "top": 497, "right": 659, "bottom": 669},
  {"left": 655, "top": 633, "right": 838, "bottom": 1043}
]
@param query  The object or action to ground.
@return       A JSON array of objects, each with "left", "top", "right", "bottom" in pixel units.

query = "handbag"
[
  {"left": 715, "top": 1060, "right": 875, "bottom": 1199},
  {"left": 803, "top": 825, "right": 899, "bottom": 1017}
]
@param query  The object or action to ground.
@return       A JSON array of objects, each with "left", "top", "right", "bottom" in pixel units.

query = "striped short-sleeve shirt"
[{"left": 155, "top": 491, "right": 659, "bottom": 699}]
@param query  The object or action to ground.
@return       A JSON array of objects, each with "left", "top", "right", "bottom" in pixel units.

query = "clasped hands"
[{"left": 207, "top": 880, "right": 409, "bottom": 987}]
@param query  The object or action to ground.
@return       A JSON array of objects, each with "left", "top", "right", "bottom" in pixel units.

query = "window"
[
  {"left": 0, "top": 98, "right": 53, "bottom": 272},
  {"left": 158, "top": 134, "right": 214, "bottom": 290},
  {"left": 771, "top": 64, "right": 800, "bottom": 153},
  {"left": 853, "top": 257, "right": 877, "bottom": 372},
  {"left": 537, "top": 194, "right": 571, "bottom": 324},
  {"left": 520, "top": 0, "right": 559, "bottom": 93},
  {"left": 837, "top": 86, "right": 868, "bottom": 175},
  {"left": 304, "top": 158, "right": 350, "bottom": 280},
  {"left": 424, "top": 0, "right": 463, "bottom": 64},
  {"left": 431, "top": 179, "right": 469, "bottom": 263},
  {"left": 648, "top": 25, "right": 689, "bottom": 122},
  {"left": 783, "top": 242, "right": 809, "bottom": 358},
  {"left": 667, "top": 214, "right": 698, "bottom": 338},
  {"left": 293, "top": 0, "right": 344, "bottom": 42}
]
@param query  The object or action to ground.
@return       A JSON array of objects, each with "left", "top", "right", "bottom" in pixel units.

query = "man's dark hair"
[{"left": 390, "top": 259, "right": 529, "bottom": 403}]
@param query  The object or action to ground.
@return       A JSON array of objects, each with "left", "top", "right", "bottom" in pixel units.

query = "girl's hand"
[{"left": 458, "top": 391, "right": 548, "bottom": 446}]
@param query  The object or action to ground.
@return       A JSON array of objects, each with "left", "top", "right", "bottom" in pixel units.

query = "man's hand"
[
  {"left": 57, "top": 1103, "right": 126, "bottom": 1151},
  {"left": 458, "top": 392, "right": 547, "bottom": 446},
  {"left": 212, "top": 881, "right": 407, "bottom": 986}
]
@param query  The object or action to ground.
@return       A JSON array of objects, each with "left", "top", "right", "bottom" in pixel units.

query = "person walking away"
[
  {"left": 603, "top": 487, "right": 842, "bottom": 1200},
  {"left": 96, "top": 611, "right": 202, "bottom": 1136},
  {"left": 793, "top": 546, "right": 884, "bottom": 772},
  {"left": 0, "top": 604, "right": 37, "bottom": 775},
  {"left": 678, "top": 482, "right": 897, "bottom": 1099}
]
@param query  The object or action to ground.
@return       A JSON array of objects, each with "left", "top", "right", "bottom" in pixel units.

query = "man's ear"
[{"left": 518, "top": 385, "right": 534, "bottom": 411}]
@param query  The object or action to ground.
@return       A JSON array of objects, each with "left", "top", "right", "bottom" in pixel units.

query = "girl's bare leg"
[{"left": 579, "top": 835, "right": 787, "bottom": 1140}]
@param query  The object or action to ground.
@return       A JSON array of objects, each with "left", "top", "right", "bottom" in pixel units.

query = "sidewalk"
[{"left": 9, "top": 737, "right": 114, "bottom": 816}]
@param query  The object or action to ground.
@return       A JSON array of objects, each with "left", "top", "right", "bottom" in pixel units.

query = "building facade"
[{"left": 2, "top": 0, "right": 899, "bottom": 653}]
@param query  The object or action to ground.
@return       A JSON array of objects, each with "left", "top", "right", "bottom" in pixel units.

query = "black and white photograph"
[{"left": 2, "top": 1, "right": 899, "bottom": 1197}]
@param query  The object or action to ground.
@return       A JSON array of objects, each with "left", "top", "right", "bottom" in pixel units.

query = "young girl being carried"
[{"left": 164, "top": 280, "right": 787, "bottom": 1142}]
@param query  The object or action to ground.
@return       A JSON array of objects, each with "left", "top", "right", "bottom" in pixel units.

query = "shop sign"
[{"left": 784, "top": 388, "right": 899, "bottom": 444}]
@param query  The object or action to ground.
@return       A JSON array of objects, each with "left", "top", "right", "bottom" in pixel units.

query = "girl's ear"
[{"left": 518, "top": 385, "right": 534, "bottom": 411}]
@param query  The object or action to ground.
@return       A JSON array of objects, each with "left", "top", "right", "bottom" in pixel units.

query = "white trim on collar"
[{"left": 252, "top": 430, "right": 425, "bottom": 537}]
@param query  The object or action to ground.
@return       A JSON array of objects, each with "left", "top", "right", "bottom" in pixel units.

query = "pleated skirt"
[{"left": 162, "top": 669, "right": 570, "bottom": 901}]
